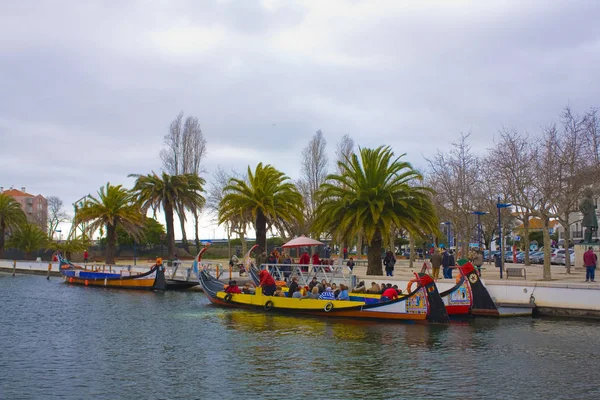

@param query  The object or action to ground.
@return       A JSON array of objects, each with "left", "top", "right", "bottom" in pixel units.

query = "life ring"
[
  {"left": 468, "top": 274, "right": 479, "bottom": 284},
  {"left": 406, "top": 279, "right": 419, "bottom": 293},
  {"left": 324, "top": 302, "right": 334, "bottom": 312},
  {"left": 224, "top": 293, "right": 233, "bottom": 302},
  {"left": 264, "top": 300, "right": 274, "bottom": 311}
]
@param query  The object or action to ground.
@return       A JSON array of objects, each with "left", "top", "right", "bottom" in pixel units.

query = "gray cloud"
[{"left": 2, "top": 0, "right": 600, "bottom": 237}]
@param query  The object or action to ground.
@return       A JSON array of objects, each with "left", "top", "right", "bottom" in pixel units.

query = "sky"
[{"left": 2, "top": 0, "right": 600, "bottom": 240}]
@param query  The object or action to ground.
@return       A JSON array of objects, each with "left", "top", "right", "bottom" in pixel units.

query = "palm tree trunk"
[
  {"left": 255, "top": 209, "right": 267, "bottom": 255},
  {"left": 193, "top": 208, "right": 201, "bottom": 253},
  {"left": 366, "top": 230, "right": 383, "bottom": 275},
  {"left": 164, "top": 201, "right": 176, "bottom": 259},
  {"left": 176, "top": 203, "right": 190, "bottom": 254},
  {"left": 105, "top": 223, "right": 117, "bottom": 264},
  {"left": 0, "top": 222, "right": 5, "bottom": 259},
  {"left": 409, "top": 234, "right": 415, "bottom": 269}
]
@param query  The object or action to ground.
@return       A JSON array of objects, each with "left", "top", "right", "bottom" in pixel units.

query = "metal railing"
[{"left": 260, "top": 263, "right": 353, "bottom": 286}]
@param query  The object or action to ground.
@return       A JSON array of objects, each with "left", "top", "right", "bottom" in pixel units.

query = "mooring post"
[
  {"left": 12, "top": 260, "right": 16, "bottom": 277},
  {"left": 47, "top": 262, "right": 52, "bottom": 280}
]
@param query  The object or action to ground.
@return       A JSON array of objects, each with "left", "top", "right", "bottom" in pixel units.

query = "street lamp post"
[
  {"left": 441, "top": 222, "right": 451, "bottom": 248},
  {"left": 497, "top": 197, "right": 512, "bottom": 279},
  {"left": 471, "top": 211, "right": 488, "bottom": 251}
]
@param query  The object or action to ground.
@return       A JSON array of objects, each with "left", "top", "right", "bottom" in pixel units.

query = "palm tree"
[
  {"left": 0, "top": 193, "right": 27, "bottom": 258},
  {"left": 130, "top": 172, "right": 205, "bottom": 259},
  {"left": 313, "top": 146, "right": 439, "bottom": 275},
  {"left": 73, "top": 183, "right": 144, "bottom": 264},
  {"left": 7, "top": 223, "right": 48, "bottom": 260},
  {"left": 219, "top": 163, "right": 303, "bottom": 256},
  {"left": 47, "top": 237, "right": 89, "bottom": 260}
]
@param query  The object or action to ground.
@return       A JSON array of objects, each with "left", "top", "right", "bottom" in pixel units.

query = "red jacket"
[
  {"left": 382, "top": 287, "right": 398, "bottom": 300},
  {"left": 225, "top": 285, "right": 242, "bottom": 294},
  {"left": 259, "top": 270, "right": 276, "bottom": 287},
  {"left": 312, "top": 254, "right": 321, "bottom": 265},
  {"left": 299, "top": 253, "right": 310, "bottom": 264},
  {"left": 583, "top": 250, "right": 597, "bottom": 267}
]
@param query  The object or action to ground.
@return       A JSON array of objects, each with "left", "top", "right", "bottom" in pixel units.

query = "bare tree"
[
  {"left": 206, "top": 166, "right": 250, "bottom": 256},
  {"left": 160, "top": 112, "right": 207, "bottom": 254},
  {"left": 427, "top": 133, "right": 482, "bottom": 258},
  {"left": 46, "top": 196, "right": 69, "bottom": 239},
  {"left": 298, "top": 130, "right": 328, "bottom": 236}
]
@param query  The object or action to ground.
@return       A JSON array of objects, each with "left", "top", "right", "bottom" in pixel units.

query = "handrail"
[{"left": 260, "top": 263, "right": 352, "bottom": 286}]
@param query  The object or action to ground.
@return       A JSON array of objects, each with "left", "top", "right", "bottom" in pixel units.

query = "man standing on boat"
[
  {"left": 583, "top": 246, "right": 597, "bottom": 283},
  {"left": 258, "top": 269, "right": 277, "bottom": 296}
]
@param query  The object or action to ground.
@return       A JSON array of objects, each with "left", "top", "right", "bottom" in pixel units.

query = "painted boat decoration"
[
  {"left": 200, "top": 269, "right": 449, "bottom": 323},
  {"left": 58, "top": 255, "right": 166, "bottom": 290}
]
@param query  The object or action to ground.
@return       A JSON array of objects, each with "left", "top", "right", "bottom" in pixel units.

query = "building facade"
[{"left": 0, "top": 187, "right": 48, "bottom": 233}]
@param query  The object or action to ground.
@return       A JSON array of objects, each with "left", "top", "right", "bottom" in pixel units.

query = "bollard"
[
  {"left": 229, "top": 265, "right": 232, "bottom": 280},
  {"left": 13, "top": 260, "right": 16, "bottom": 277},
  {"left": 216, "top": 265, "right": 219, "bottom": 278},
  {"left": 47, "top": 262, "right": 52, "bottom": 280}
]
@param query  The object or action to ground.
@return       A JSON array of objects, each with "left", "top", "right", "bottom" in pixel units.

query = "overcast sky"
[{"left": 2, "top": 0, "right": 600, "bottom": 240}]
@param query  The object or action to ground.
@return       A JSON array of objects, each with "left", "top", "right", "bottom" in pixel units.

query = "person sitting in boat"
[
  {"left": 318, "top": 287, "right": 335, "bottom": 300},
  {"left": 366, "top": 282, "right": 381, "bottom": 294},
  {"left": 381, "top": 285, "right": 399, "bottom": 301},
  {"left": 225, "top": 280, "right": 242, "bottom": 294},
  {"left": 318, "top": 279, "right": 329, "bottom": 294},
  {"left": 331, "top": 282, "right": 340, "bottom": 297},
  {"left": 274, "top": 286, "right": 286, "bottom": 297},
  {"left": 292, "top": 286, "right": 309, "bottom": 299},
  {"left": 308, "top": 276, "right": 319, "bottom": 291},
  {"left": 352, "top": 281, "right": 366, "bottom": 293},
  {"left": 267, "top": 252, "right": 278, "bottom": 264},
  {"left": 309, "top": 286, "right": 320, "bottom": 299},
  {"left": 259, "top": 269, "right": 277, "bottom": 296},
  {"left": 299, "top": 251, "right": 310, "bottom": 265},
  {"left": 288, "top": 276, "right": 300, "bottom": 298},
  {"left": 242, "top": 282, "right": 255, "bottom": 294},
  {"left": 336, "top": 284, "right": 349, "bottom": 300},
  {"left": 282, "top": 253, "right": 293, "bottom": 264},
  {"left": 393, "top": 284, "right": 402, "bottom": 295}
]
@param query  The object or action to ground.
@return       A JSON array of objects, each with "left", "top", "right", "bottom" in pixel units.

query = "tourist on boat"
[
  {"left": 318, "top": 279, "right": 329, "bottom": 294},
  {"left": 299, "top": 251, "right": 310, "bottom": 265},
  {"left": 325, "top": 245, "right": 331, "bottom": 259},
  {"left": 242, "top": 282, "right": 255, "bottom": 294},
  {"left": 366, "top": 282, "right": 381, "bottom": 294},
  {"left": 308, "top": 276, "right": 319, "bottom": 290},
  {"left": 259, "top": 269, "right": 277, "bottom": 296},
  {"left": 274, "top": 286, "right": 286, "bottom": 297},
  {"left": 282, "top": 253, "right": 293, "bottom": 264},
  {"left": 288, "top": 276, "right": 300, "bottom": 297},
  {"left": 319, "top": 287, "right": 335, "bottom": 300},
  {"left": 309, "top": 287, "right": 320, "bottom": 299},
  {"left": 383, "top": 251, "right": 396, "bottom": 277},
  {"left": 346, "top": 257, "right": 355, "bottom": 271},
  {"left": 312, "top": 253, "right": 321, "bottom": 266},
  {"left": 392, "top": 284, "right": 402, "bottom": 295},
  {"left": 336, "top": 284, "right": 349, "bottom": 300},
  {"left": 225, "top": 280, "right": 242, "bottom": 294},
  {"left": 352, "top": 281, "right": 366, "bottom": 293},
  {"left": 430, "top": 248, "right": 442, "bottom": 280},
  {"left": 381, "top": 285, "right": 399, "bottom": 301}
]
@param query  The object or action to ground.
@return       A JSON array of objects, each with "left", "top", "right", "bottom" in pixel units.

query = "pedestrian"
[
  {"left": 442, "top": 248, "right": 450, "bottom": 279},
  {"left": 473, "top": 250, "right": 484, "bottom": 277},
  {"left": 346, "top": 257, "right": 355, "bottom": 272},
  {"left": 83, "top": 250, "right": 89, "bottom": 263},
  {"left": 325, "top": 245, "right": 331, "bottom": 259},
  {"left": 343, "top": 247, "right": 348, "bottom": 260},
  {"left": 448, "top": 250, "right": 455, "bottom": 279},
  {"left": 383, "top": 251, "right": 396, "bottom": 277},
  {"left": 583, "top": 246, "right": 597, "bottom": 283},
  {"left": 430, "top": 248, "right": 442, "bottom": 280}
]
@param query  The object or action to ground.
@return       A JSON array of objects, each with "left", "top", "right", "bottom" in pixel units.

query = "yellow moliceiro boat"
[{"left": 198, "top": 270, "right": 449, "bottom": 323}]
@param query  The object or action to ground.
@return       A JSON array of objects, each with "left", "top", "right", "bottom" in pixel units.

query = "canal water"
[{"left": 0, "top": 274, "right": 599, "bottom": 400}]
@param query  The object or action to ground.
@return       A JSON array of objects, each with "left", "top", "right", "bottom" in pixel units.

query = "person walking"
[
  {"left": 442, "top": 248, "right": 450, "bottom": 279},
  {"left": 430, "top": 248, "right": 442, "bottom": 280},
  {"left": 383, "top": 251, "right": 396, "bottom": 277},
  {"left": 448, "top": 250, "right": 455, "bottom": 279},
  {"left": 583, "top": 246, "right": 597, "bottom": 283}
]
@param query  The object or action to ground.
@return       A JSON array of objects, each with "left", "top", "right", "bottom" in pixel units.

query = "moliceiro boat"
[
  {"left": 199, "top": 270, "right": 449, "bottom": 323},
  {"left": 58, "top": 255, "right": 166, "bottom": 290}
]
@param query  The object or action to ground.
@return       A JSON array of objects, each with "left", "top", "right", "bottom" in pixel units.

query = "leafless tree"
[
  {"left": 46, "top": 196, "right": 68, "bottom": 239},
  {"left": 297, "top": 130, "right": 328, "bottom": 237},
  {"left": 160, "top": 112, "right": 207, "bottom": 253},
  {"left": 206, "top": 166, "right": 250, "bottom": 256},
  {"left": 427, "top": 133, "right": 482, "bottom": 258}
]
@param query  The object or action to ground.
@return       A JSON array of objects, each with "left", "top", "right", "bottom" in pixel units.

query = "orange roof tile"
[{"left": 1, "top": 189, "right": 33, "bottom": 197}]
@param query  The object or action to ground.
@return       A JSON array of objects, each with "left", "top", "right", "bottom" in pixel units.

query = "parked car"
[
  {"left": 554, "top": 249, "right": 575, "bottom": 265},
  {"left": 529, "top": 251, "right": 545, "bottom": 264}
]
